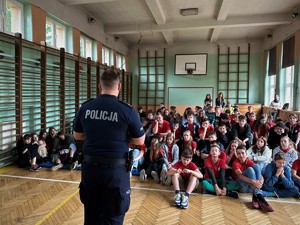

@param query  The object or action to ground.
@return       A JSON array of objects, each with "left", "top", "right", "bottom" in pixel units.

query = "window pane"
[
  {"left": 122, "top": 55, "right": 126, "bottom": 70},
  {"left": 80, "top": 37, "right": 85, "bottom": 57},
  {"left": 56, "top": 24, "right": 65, "bottom": 48},
  {"left": 86, "top": 39, "right": 92, "bottom": 58},
  {"left": 116, "top": 54, "right": 121, "bottom": 68},
  {"left": 6, "top": 0, "right": 22, "bottom": 34},
  {"left": 46, "top": 20, "right": 54, "bottom": 46},
  {"left": 103, "top": 48, "right": 109, "bottom": 65}
]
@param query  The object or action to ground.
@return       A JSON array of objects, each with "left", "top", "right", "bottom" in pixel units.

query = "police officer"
[{"left": 73, "top": 69, "right": 145, "bottom": 225}]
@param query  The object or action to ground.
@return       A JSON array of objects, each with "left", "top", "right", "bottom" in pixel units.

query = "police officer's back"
[{"left": 73, "top": 69, "right": 145, "bottom": 225}]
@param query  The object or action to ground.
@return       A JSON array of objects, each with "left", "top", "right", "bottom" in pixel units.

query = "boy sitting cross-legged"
[
  {"left": 202, "top": 144, "right": 239, "bottom": 198},
  {"left": 167, "top": 149, "right": 203, "bottom": 209}
]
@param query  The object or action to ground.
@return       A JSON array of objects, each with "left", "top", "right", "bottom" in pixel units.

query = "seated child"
[
  {"left": 31, "top": 133, "right": 48, "bottom": 163},
  {"left": 202, "top": 144, "right": 239, "bottom": 198},
  {"left": 232, "top": 146, "right": 274, "bottom": 212},
  {"left": 176, "top": 130, "right": 197, "bottom": 157},
  {"left": 272, "top": 136, "right": 298, "bottom": 168},
  {"left": 167, "top": 149, "right": 203, "bottom": 209},
  {"left": 129, "top": 142, "right": 146, "bottom": 172},
  {"left": 292, "top": 152, "right": 300, "bottom": 189},
  {"left": 51, "top": 132, "right": 77, "bottom": 171},
  {"left": 161, "top": 132, "right": 179, "bottom": 185},
  {"left": 199, "top": 131, "right": 225, "bottom": 164},
  {"left": 180, "top": 110, "right": 199, "bottom": 141},
  {"left": 206, "top": 106, "right": 216, "bottom": 126},
  {"left": 17, "top": 134, "right": 40, "bottom": 171},
  {"left": 140, "top": 137, "right": 164, "bottom": 183},
  {"left": 51, "top": 143, "right": 77, "bottom": 171},
  {"left": 198, "top": 118, "right": 214, "bottom": 142},
  {"left": 247, "top": 136, "right": 272, "bottom": 173},
  {"left": 263, "top": 152, "right": 300, "bottom": 198},
  {"left": 217, "top": 123, "right": 233, "bottom": 149}
]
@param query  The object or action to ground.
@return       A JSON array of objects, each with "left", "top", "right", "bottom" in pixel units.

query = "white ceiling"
[{"left": 59, "top": 0, "right": 300, "bottom": 45}]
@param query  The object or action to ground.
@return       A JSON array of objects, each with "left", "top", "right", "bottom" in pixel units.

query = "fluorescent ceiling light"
[{"left": 180, "top": 8, "right": 198, "bottom": 16}]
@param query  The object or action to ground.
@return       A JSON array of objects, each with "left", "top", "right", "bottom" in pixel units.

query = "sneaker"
[
  {"left": 51, "top": 163, "right": 63, "bottom": 171},
  {"left": 69, "top": 161, "right": 78, "bottom": 170},
  {"left": 174, "top": 193, "right": 181, "bottom": 206},
  {"left": 160, "top": 169, "right": 167, "bottom": 185},
  {"left": 30, "top": 164, "right": 40, "bottom": 172},
  {"left": 227, "top": 190, "right": 239, "bottom": 199},
  {"left": 151, "top": 171, "right": 160, "bottom": 183},
  {"left": 180, "top": 195, "right": 189, "bottom": 209},
  {"left": 165, "top": 175, "right": 172, "bottom": 186},
  {"left": 140, "top": 169, "right": 147, "bottom": 182},
  {"left": 257, "top": 194, "right": 274, "bottom": 212},
  {"left": 252, "top": 194, "right": 260, "bottom": 209}
]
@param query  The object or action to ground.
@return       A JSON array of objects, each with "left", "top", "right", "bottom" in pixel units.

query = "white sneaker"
[
  {"left": 140, "top": 169, "right": 147, "bottom": 182},
  {"left": 151, "top": 171, "right": 160, "bottom": 183},
  {"left": 180, "top": 194, "right": 189, "bottom": 209},
  {"left": 174, "top": 193, "right": 181, "bottom": 206}
]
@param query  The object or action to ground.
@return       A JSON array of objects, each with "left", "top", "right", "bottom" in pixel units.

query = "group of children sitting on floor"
[
  {"left": 16, "top": 127, "right": 81, "bottom": 172},
  {"left": 132, "top": 103, "right": 300, "bottom": 211}
]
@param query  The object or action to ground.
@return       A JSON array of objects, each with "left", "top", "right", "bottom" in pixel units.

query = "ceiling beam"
[
  {"left": 162, "top": 31, "right": 173, "bottom": 45},
  {"left": 210, "top": 0, "right": 235, "bottom": 42},
  {"left": 144, "top": 0, "right": 173, "bottom": 45},
  {"left": 105, "top": 14, "right": 291, "bottom": 34},
  {"left": 210, "top": 28, "right": 222, "bottom": 43},
  {"left": 59, "top": 0, "right": 118, "bottom": 5},
  {"left": 215, "top": 0, "right": 235, "bottom": 20}
]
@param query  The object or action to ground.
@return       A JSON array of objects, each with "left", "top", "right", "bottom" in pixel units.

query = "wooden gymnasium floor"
[{"left": 1, "top": 166, "right": 300, "bottom": 225}]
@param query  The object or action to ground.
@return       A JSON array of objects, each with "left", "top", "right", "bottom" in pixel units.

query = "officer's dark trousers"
[{"left": 80, "top": 162, "right": 130, "bottom": 225}]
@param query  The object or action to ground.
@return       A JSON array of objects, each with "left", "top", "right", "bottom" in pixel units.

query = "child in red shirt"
[
  {"left": 233, "top": 146, "right": 274, "bottom": 212},
  {"left": 167, "top": 149, "right": 203, "bottom": 209},
  {"left": 202, "top": 144, "right": 239, "bottom": 198},
  {"left": 292, "top": 152, "right": 300, "bottom": 189}
]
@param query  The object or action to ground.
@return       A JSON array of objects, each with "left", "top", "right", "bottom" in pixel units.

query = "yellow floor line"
[
  {"left": 35, "top": 189, "right": 79, "bottom": 225},
  {"left": 0, "top": 165, "right": 16, "bottom": 174}
]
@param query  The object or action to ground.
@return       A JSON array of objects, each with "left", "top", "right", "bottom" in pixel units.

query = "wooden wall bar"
[{"left": 0, "top": 32, "right": 132, "bottom": 166}]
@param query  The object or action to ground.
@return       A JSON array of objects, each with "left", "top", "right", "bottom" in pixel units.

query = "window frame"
[
  {"left": 3, "top": 0, "right": 24, "bottom": 35},
  {"left": 80, "top": 34, "right": 94, "bottom": 59},
  {"left": 269, "top": 75, "right": 277, "bottom": 104},
  {"left": 102, "top": 45, "right": 111, "bottom": 66},
  {"left": 116, "top": 52, "right": 126, "bottom": 70},
  {"left": 283, "top": 65, "right": 294, "bottom": 109},
  {"left": 46, "top": 16, "right": 66, "bottom": 49}
]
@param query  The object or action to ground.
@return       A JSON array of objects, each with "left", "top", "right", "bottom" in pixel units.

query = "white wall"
[{"left": 26, "top": 0, "right": 129, "bottom": 55}]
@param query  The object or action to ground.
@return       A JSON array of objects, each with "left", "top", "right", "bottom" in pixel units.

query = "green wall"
[{"left": 129, "top": 43, "right": 263, "bottom": 109}]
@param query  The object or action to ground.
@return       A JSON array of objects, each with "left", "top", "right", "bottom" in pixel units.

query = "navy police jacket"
[{"left": 73, "top": 94, "right": 144, "bottom": 159}]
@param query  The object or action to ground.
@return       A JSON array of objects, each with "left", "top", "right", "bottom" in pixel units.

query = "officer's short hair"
[{"left": 100, "top": 69, "right": 119, "bottom": 89}]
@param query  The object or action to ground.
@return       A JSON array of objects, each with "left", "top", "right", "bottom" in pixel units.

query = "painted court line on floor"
[
  {"left": 1, "top": 173, "right": 300, "bottom": 205},
  {"left": 0, "top": 174, "right": 80, "bottom": 184},
  {"left": 35, "top": 189, "right": 79, "bottom": 225}
]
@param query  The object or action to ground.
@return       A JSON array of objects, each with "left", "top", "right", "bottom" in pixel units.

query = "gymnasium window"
[
  {"left": 284, "top": 66, "right": 294, "bottom": 109},
  {"left": 80, "top": 34, "right": 93, "bottom": 59},
  {"left": 2, "top": 0, "right": 24, "bottom": 35},
  {"left": 116, "top": 53, "right": 126, "bottom": 70},
  {"left": 46, "top": 17, "right": 66, "bottom": 49},
  {"left": 268, "top": 75, "right": 276, "bottom": 105},
  {"left": 102, "top": 46, "right": 113, "bottom": 66}
]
